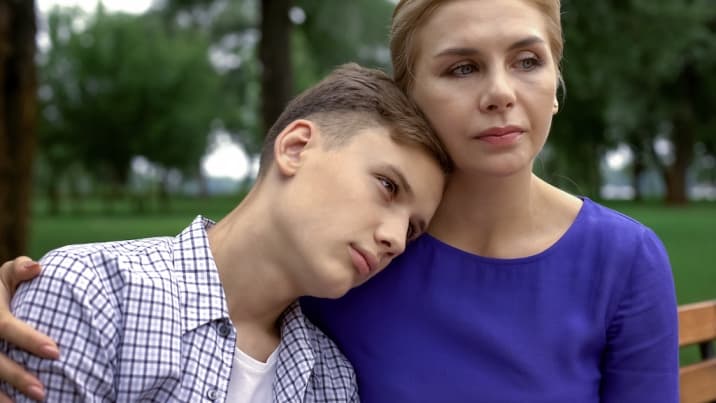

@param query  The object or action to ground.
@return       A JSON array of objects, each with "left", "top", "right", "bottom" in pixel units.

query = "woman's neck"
[{"left": 428, "top": 170, "right": 581, "bottom": 258}]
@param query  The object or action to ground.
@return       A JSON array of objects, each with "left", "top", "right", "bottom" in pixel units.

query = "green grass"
[
  {"left": 28, "top": 196, "right": 240, "bottom": 257},
  {"left": 27, "top": 197, "right": 715, "bottom": 365}
]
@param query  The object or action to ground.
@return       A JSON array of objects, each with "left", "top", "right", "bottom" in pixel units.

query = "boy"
[{"left": 0, "top": 63, "right": 449, "bottom": 401}]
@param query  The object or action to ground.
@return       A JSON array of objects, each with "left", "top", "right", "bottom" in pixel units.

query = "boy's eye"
[
  {"left": 406, "top": 223, "right": 416, "bottom": 241},
  {"left": 378, "top": 176, "right": 398, "bottom": 195}
]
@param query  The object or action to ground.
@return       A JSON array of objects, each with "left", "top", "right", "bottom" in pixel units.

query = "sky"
[
  {"left": 37, "top": 0, "right": 152, "bottom": 15},
  {"left": 36, "top": 0, "right": 255, "bottom": 182}
]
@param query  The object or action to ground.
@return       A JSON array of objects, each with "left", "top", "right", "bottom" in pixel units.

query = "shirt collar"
[{"left": 172, "top": 215, "right": 230, "bottom": 333}]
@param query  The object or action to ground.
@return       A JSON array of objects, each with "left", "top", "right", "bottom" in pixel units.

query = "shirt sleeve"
[
  {"left": 600, "top": 228, "right": 679, "bottom": 402},
  {"left": 0, "top": 250, "right": 119, "bottom": 402}
]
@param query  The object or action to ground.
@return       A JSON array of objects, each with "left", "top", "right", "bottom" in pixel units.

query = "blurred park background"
[{"left": 0, "top": 0, "right": 714, "bottom": 324}]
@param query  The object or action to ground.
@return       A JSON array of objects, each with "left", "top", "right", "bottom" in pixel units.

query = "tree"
[
  {"left": 38, "top": 6, "right": 224, "bottom": 211},
  {"left": 606, "top": 0, "right": 716, "bottom": 204},
  {"left": 156, "top": 0, "right": 264, "bottom": 151},
  {"left": 0, "top": 0, "right": 38, "bottom": 260},
  {"left": 557, "top": 0, "right": 716, "bottom": 203},
  {"left": 293, "top": 0, "right": 394, "bottom": 88},
  {"left": 155, "top": 0, "right": 396, "bottom": 149},
  {"left": 259, "top": 0, "right": 293, "bottom": 134}
]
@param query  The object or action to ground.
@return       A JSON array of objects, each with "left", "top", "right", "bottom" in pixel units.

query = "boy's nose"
[{"left": 376, "top": 216, "right": 408, "bottom": 260}]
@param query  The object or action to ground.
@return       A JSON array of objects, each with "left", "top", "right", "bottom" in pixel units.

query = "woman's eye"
[
  {"left": 516, "top": 56, "right": 541, "bottom": 71},
  {"left": 451, "top": 63, "right": 477, "bottom": 76}
]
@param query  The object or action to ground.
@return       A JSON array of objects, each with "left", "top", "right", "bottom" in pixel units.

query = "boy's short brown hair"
[{"left": 257, "top": 63, "right": 452, "bottom": 177}]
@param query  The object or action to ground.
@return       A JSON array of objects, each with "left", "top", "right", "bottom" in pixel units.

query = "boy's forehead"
[{"left": 348, "top": 127, "right": 443, "bottom": 177}]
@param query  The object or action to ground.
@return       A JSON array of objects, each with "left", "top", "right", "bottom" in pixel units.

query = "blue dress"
[{"left": 302, "top": 198, "right": 679, "bottom": 402}]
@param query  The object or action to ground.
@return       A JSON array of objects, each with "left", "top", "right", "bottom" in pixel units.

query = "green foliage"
[
  {"left": 549, "top": 0, "right": 716, "bottom": 199},
  {"left": 294, "top": 0, "right": 394, "bottom": 89},
  {"left": 154, "top": 0, "right": 264, "bottom": 151},
  {"left": 38, "top": 6, "right": 224, "bottom": 188},
  {"left": 36, "top": 1, "right": 716, "bottom": 203}
]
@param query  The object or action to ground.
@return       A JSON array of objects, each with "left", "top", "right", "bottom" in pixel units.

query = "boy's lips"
[{"left": 348, "top": 245, "right": 377, "bottom": 276}]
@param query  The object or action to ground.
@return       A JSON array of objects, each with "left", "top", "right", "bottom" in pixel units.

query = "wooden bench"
[{"left": 679, "top": 300, "right": 716, "bottom": 403}]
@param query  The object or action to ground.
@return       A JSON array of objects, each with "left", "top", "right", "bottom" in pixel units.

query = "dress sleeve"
[
  {"left": 600, "top": 228, "right": 679, "bottom": 402},
  {"left": 0, "top": 250, "right": 119, "bottom": 402}
]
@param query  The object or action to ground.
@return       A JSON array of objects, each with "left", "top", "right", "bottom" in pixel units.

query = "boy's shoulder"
[
  {"left": 44, "top": 235, "right": 173, "bottom": 262},
  {"left": 38, "top": 215, "right": 215, "bottom": 284},
  {"left": 37, "top": 235, "right": 176, "bottom": 286}
]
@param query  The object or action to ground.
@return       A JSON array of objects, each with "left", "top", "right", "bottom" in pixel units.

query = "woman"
[
  {"left": 302, "top": 0, "right": 678, "bottom": 402},
  {"left": 0, "top": 0, "right": 679, "bottom": 402}
]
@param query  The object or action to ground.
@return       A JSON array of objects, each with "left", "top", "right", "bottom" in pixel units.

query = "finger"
[
  {"left": 0, "top": 353, "right": 45, "bottom": 401},
  {"left": 0, "top": 257, "right": 57, "bottom": 360},
  {"left": 0, "top": 317, "right": 58, "bottom": 360},
  {"left": 0, "top": 391, "right": 11, "bottom": 403},
  {"left": 0, "top": 257, "right": 40, "bottom": 292}
]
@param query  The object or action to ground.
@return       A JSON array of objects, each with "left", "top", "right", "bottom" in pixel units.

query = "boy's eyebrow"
[
  {"left": 385, "top": 164, "right": 413, "bottom": 198},
  {"left": 434, "top": 35, "right": 546, "bottom": 58}
]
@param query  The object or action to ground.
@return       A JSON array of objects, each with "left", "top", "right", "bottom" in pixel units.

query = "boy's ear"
[{"left": 274, "top": 119, "right": 319, "bottom": 177}]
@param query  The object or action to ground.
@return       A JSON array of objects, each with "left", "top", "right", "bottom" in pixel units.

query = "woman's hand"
[{"left": 0, "top": 257, "right": 58, "bottom": 401}]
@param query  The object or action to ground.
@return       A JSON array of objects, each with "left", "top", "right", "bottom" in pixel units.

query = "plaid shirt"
[{"left": 1, "top": 216, "right": 358, "bottom": 402}]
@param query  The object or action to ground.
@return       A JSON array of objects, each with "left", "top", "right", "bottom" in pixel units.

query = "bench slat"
[
  {"left": 679, "top": 300, "right": 716, "bottom": 347},
  {"left": 680, "top": 358, "right": 716, "bottom": 403}
]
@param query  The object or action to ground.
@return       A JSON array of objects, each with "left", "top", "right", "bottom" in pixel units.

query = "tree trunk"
[
  {"left": 663, "top": 66, "right": 698, "bottom": 206},
  {"left": 259, "top": 0, "right": 293, "bottom": 135},
  {"left": 664, "top": 112, "right": 694, "bottom": 205},
  {"left": 0, "top": 0, "right": 37, "bottom": 261}
]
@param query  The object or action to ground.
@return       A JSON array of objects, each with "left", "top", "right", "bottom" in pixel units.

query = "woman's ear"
[
  {"left": 552, "top": 98, "right": 559, "bottom": 115},
  {"left": 273, "top": 119, "right": 319, "bottom": 177}
]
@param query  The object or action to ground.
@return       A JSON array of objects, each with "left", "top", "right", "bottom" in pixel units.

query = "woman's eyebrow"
[
  {"left": 507, "top": 35, "right": 546, "bottom": 51},
  {"left": 434, "top": 35, "right": 546, "bottom": 58}
]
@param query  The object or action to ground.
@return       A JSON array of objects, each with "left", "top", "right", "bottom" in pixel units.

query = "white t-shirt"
[{"left": 225, "top": 346, "right": 279, "bottom": 402}]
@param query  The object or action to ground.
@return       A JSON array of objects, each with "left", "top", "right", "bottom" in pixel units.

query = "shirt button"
[
  {"left": 206, "top": 388, "right": 218, "bottom": 400},
  {"left": 217, "top": 322, "right": 231, "bottom": 337}
]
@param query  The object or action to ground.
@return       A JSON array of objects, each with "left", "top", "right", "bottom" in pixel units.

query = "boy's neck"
[{"left": 207, "top": 189, "right": 302, "bottom": 358}]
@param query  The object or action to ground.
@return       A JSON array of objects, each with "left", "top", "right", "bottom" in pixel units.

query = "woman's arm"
[{"left": 0, "top": 257, "right": 59, "bottom": 401}]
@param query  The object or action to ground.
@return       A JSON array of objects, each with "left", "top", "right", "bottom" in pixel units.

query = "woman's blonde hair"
[{"left": 390, "top": 0, "right": 564, "bottom": 93}]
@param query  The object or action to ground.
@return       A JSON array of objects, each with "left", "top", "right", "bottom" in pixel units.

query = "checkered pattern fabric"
[{"left": 0, "top": 216, "right": 358, "bottom": 402}]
